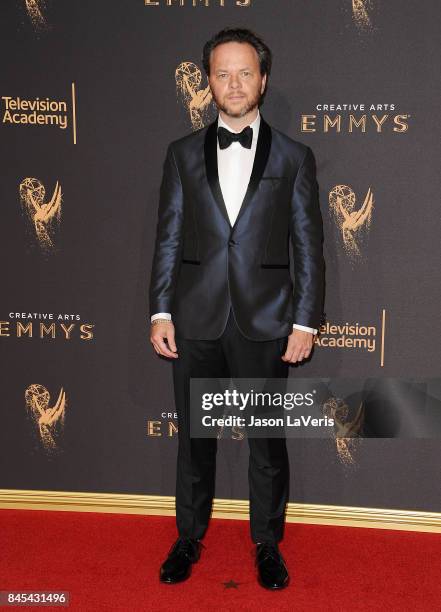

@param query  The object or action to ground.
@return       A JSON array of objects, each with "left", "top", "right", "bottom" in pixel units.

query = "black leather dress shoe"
[
  {"left": 255, "top": 542, "right": 289, "bottom": 589},
  {"left": 159, "top": 536, "right": 203, "bottom": 583}
]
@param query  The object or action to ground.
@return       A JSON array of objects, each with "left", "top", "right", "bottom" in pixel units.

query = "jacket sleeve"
[
  {"left": 149, "top": 143, "right": 184, "bottom": 317},
  {"left": 289, "top": 146, "right": 325, "bottom": 329}
]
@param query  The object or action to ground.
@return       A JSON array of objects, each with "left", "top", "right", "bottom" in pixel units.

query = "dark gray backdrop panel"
[{"left": 0, "top": 0, "right": 440, "bottom": 511}]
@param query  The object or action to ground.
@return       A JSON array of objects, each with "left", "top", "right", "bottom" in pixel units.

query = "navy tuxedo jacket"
[{"left": 149, "top": 113, "right": 325, "bottom": 341}]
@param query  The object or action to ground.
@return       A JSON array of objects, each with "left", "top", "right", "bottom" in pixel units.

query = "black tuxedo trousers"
[{"left": 173, "top": 307, "right": 290, "bottom": 544}]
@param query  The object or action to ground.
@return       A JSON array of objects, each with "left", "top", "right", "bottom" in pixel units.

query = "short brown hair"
[{"left": 202, "top": 27, "right": 272, "bottom": 78}]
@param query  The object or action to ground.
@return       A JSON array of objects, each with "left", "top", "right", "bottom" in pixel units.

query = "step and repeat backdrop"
[{"left": 1, "top": 1, "right": 440, "bottom": 513}]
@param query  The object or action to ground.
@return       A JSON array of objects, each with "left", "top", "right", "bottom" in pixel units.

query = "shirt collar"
[{"left": 217, "top": 109, "right": 261, "bottom": 140}]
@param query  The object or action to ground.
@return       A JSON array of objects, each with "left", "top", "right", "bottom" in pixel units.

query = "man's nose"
[{"left": 229, "top": 75, "right": 242, "bottom": 88}]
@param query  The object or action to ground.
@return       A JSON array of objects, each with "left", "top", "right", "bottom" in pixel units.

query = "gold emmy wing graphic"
[
  {"left": 22, "top": 0, "right": 49, "bottom": 31},
  {"left": 352, "top": 0, "right": 374, "bottom": 31},
  {"left": 329, "top": 184, "right": 374, "bottom": 261},
  {"left": 25, "top": 384, "right": 67, "bottom": 452},
  {"left": 19, "top": 178, "right": 62, "bottom": 251},
  {"left": 175, "top": 61, "right": 214, "bottom": 130},
  {"left": 322, "top": 396, "right": 364, "bottom": 465}
]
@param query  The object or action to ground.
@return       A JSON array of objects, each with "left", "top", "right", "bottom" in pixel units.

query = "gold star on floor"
[{"left": 223, "top": 579, "right": 240, "bottom": 589}]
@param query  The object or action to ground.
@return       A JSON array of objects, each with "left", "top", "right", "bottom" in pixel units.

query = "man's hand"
[
  {"left": 282, "top": 328, "right": 316, "bottom": 364},
  {"left": 150, "top": 322, "right": 178, "bottom": 359}
]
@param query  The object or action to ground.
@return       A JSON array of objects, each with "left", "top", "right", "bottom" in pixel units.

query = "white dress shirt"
[{"left": 151, "top": 109, "right": 317, "bottom": 335}]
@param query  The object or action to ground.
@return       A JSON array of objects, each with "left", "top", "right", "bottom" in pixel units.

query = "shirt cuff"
[
  {"left": 151, "top": 312, "right": 172, "bottom": 323},
  {"left": 293, "top": 323, "right": 317, "bottom": 335}
]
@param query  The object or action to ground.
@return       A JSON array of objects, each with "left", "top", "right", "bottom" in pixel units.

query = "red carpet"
[{"left": 1, "top": 509, "right": 441, "bottom": 611}]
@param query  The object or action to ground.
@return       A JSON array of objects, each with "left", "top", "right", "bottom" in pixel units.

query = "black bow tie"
[{"left": 217, "top": 125, "right": 253, "bottom": 150}]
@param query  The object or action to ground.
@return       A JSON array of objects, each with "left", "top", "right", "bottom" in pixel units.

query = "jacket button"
[{"left": 228, "top": 239, "right": 237, "bottom": 246}]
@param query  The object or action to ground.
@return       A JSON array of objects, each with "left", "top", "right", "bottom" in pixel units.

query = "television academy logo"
[
  {"left": 2, "top": 86, "right": 78, "bottom": 143},
  {"left": 25, "top": 383, "right": 66, "bottom": 453},
  {"left": 329, "top": 184, "right": 374, "bottom": 261},
  {"left": 19, "top": 177, "right": 62, "bottom": 252},
  {"left": 317, "top": 320, "right": 378, "bottom": 353},
  {"left": 2, "top": 96, "right": 69, "bottom": 130}
]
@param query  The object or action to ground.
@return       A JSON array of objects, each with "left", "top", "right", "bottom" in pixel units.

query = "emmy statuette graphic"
[
  {"left": 323, "top": 396, "right": 364, "bottom": 464},
  {"left": 329, "top": 184, "right": 374, "bottom": 262},
  {"left": 25, "top": 384, "right": 67, "bottom": 453},
  {"left": 175, "top": 61, "right": 215, "bottom": 130},
  {"left": 19, "top": 178, "right": 62, "bottom": 252},
  {"left": 22, "top": 0, "right": 50, "bottom": 31}
]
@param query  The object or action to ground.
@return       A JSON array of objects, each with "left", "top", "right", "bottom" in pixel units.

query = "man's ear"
[{"left": 261, "top": 73, "right": 267, "bottom": 94}]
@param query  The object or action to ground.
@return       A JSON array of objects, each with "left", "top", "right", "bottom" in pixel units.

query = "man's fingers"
[
  {"left": 282, "top": 346, "right": 294, "bottom": 362},
  {"left": 282, "top": 341, "right": 312, "bottom": 363},
  {"left": 154, "top": 336, "right": 178, "bottom": 358},
  {"left": 166, "top": 328, "right": 177, "bottom": 353},
  {"left": 150, "top": 325, "right": 178, "bottom": 358}
]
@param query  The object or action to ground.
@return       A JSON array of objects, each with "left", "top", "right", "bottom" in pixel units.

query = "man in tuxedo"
[{"left": 149, "top": 27, "right": 325, "bottom": 590}]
